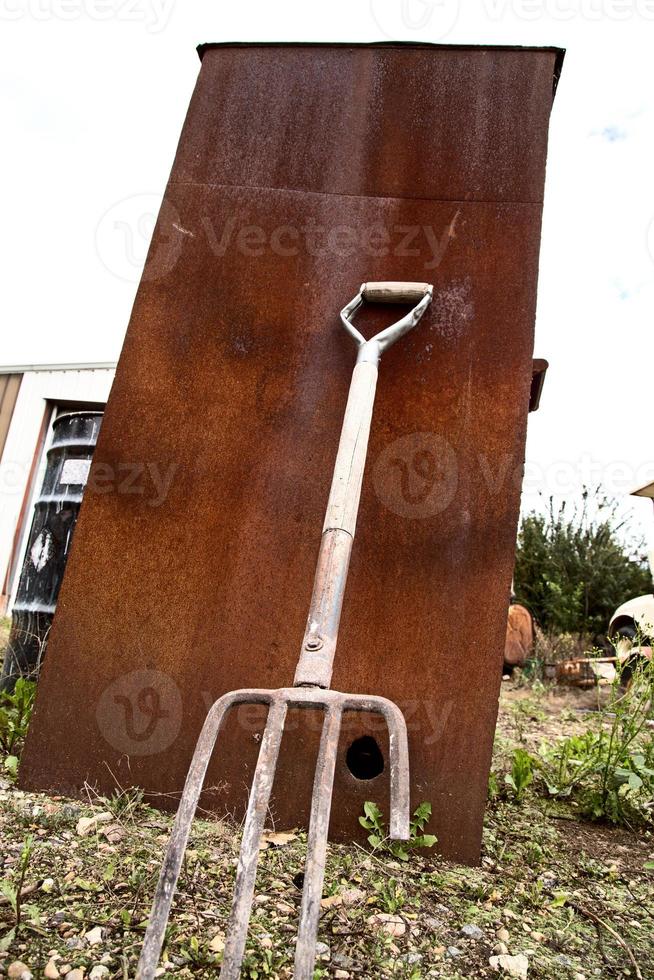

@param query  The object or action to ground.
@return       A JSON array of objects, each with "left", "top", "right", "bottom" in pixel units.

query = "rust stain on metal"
[{"left": 20, "top": 43, "right": 563, "bottom": 868}]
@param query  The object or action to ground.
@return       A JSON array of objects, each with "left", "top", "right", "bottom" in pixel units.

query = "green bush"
[{"left": 514, "top": 493, "right": 652, "bottom": 638}]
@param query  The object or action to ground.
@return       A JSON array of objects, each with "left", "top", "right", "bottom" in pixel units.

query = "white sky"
[{"left": 1, "top": 0, "right": 653, "bottom": 549}]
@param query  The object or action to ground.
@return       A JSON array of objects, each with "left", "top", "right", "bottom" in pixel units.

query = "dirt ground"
[{"left": 0, "top": 680, "right": 652, "bottom": 979}]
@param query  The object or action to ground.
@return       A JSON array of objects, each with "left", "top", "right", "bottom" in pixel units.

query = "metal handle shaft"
[
  {"left": 294, "top": 282, "right": 433, "bottom": 689},
  {"left": 294, "top": 361, "right": 377, "bottom": 688}
]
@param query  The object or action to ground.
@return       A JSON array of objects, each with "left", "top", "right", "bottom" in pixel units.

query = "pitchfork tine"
[
  {"left": 220, "top": 698, "right": 288, "bottom": 978},
  {"left": 378, "top": 698, "right": 411, "bottom": 841},
  {"left": 136, "top": 690, "right": 252, "bottom": 980},
  {"left": 294, "top": 704, "right": 342, "bottom": 979}
]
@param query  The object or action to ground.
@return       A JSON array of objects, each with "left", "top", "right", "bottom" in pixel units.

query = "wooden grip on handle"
[{"left": 361, "top": 281, "right": 432, "bottom": 304}]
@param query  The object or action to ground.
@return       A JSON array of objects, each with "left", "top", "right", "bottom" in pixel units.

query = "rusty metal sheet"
[{"left": 20, "top": 43, "right": 562, "bottom": 865}]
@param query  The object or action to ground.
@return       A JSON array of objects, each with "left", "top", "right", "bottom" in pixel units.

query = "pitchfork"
[{"left": 136, "top": 281, "right": 434, "bottom": 980}]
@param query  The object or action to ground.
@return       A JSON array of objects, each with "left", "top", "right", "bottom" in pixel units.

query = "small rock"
[
  {"left": 366, "top": 913, "right": 406, "bottom": 937},
  {"left": 555, "top": 955, "right": 573, "bottom": 968},
  {"left": 101, "top": 824, "right": 125, "bottom": 844},
  {"left": 60, "top": 804, "right": 80, "bottom": 822},
  {"left": 84, "top": 928, "right": 103, "bottom": 947},
  {"left": 76, "top": 813, "right": 112, "bottom": 837},
  {"left": 64, "top": 939, "right": 83, "bottom": 951},
  {"left": 41, "top": 879, "right": 55, "bottom": 894},
  {"left": 496, "top": 927, "right": 510, "bottom": 942},
  {"left": 209, "top": 935, "right": 225, "bottom": 953},
  {"left": 315, "top": 942, "right": 330, "bottom": 959},
  {"left": 446, "top": 947, "right": 461, "bottom": 958},
  {"left": 531, "top": 931, "right": 545, "bottom": 942},
  {"left": 489, "top": 952, "right": 529, "bottom": 979},
  {"left": 340, "top": 888, "right": 365, "bottom": 906},
  {"left": 399, "top": 953, "right": 422, "bottom": 965},
  {"left": 65, "top": 971, "right": 85, "bottom": 980},
  {"left": 425, "top": 916, "right": 444, "bottom": 931},
  {"left": 89, "top": 968, "right": 109, "bottom": 980},
  {"left": 320, "top": 893, "right": 342, "bottom": 909},
  {"left": 44, "top": 961, "right": 60, "bottom": 979},
  {"left": 7, "top": 964, "right": 31, "bottom": 980},
  {"left": 461, "top": 924, "right": 484, "bottom": 940},
  {"left": 493, "top": 942, "right": 509, "bottom": 956},
  {"left": 334, "top": 972, "right": 349, "bottom": 979},
  {"left": 331, "top": 953, "right": 355, "bottom": 970}
]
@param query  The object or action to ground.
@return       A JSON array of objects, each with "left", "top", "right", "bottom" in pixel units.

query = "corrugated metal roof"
[{"left": 0, "top": 362, "right": 117, "bottom": 375}]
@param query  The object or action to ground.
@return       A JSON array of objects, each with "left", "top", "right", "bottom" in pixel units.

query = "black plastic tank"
[{"left": 1, "top": 411, "right": 103, "bottom": 689}]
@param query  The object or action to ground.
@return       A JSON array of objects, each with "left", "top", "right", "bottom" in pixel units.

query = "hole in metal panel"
[{"left": 345, "top": 735, "right": 384, "bottom": 781}]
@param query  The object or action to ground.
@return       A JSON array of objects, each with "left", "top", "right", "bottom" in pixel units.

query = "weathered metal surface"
[
  {"left": 2, "top": 411, "right": 102, "bottom": 688},
  {"left": 20, "top": 43, "right": 562, "bottom": 866}
]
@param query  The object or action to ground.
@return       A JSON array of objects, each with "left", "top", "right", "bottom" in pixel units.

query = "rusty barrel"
[{"left": 1, "top": 412, "right": 103, "bottom": 689}]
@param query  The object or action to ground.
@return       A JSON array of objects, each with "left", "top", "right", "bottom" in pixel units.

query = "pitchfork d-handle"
[{"left": 294, "top": 282, "right": 433, "bottom": 690}]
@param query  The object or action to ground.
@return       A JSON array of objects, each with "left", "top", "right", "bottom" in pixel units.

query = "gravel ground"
[{"left": 0, "top": 682, "right": 652, "bottom": 979}]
